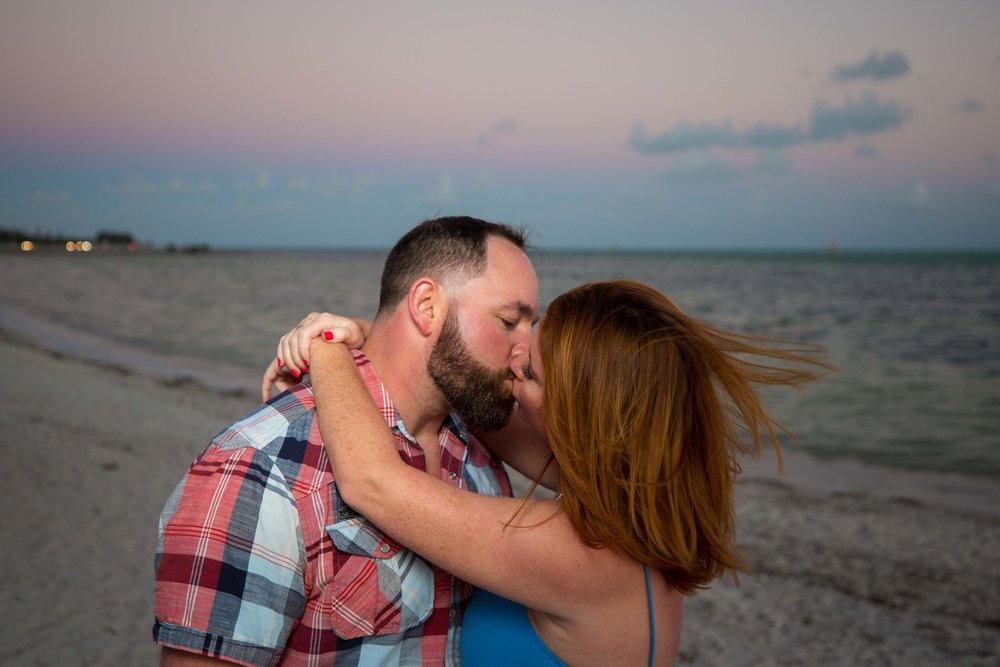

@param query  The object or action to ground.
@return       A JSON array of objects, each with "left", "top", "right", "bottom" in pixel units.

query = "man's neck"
[{"left": 361, "top": 325, "right": 450, "bottom": 450}]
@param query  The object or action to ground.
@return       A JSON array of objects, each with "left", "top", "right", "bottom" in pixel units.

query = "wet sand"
[{"left": 1, "top": 333, "right": 997, "bottom": 666}]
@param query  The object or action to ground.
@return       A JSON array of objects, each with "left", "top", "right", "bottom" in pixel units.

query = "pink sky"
[{"left": 1, "top": 1, "right": 998, "bottom": 248}]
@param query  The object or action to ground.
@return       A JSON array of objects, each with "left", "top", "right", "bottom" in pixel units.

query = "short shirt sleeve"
[{"left": 153, "top": 445, "right": 307, "bottom": 667}]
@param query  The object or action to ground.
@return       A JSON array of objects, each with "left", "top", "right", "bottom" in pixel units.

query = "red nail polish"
[
  {"left": 323, "top": 331, "right": 334, "bottom": 341},
  {"left": 303, "top": 358, "right": 309, "bottom": 366},
  {"left": 277, "top": 357, "right": 283, "bottom": 367},
  {"left": 291, "top": 368, "right": 300, "bottom": 378}
]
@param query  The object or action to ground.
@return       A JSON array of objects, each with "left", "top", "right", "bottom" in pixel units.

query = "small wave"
[{"left": 0, "top": 300, "right": 261, "bottom": 397}]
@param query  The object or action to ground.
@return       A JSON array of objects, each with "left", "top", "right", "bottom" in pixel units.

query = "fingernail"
[
  {"left": 277, "top": 357, "right": 283, "bottom": 367},
  {"left": 291, "top": 368, "right": 300, "bottom": 378},
  {"left": 303, "top": 358, "right": 309, "bottom": 366},
  {"left": 323, "top": 330, "right": 334, "bottom": 341}
]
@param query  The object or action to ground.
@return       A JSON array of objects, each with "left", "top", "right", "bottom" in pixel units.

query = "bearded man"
[{"left": 154, "top": 216, "right": 540, "bottom": 666}]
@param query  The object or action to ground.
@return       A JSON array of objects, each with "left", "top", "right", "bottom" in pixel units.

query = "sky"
[{"left": 1, "top": 0, "right": 998, "bottom": 250}]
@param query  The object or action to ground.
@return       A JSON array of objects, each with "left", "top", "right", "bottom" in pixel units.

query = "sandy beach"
[{"left": 1, "top": 332, "right": 998, "bottom": 666}]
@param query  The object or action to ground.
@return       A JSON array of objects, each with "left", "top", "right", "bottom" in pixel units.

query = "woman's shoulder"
[{"left": 530, "top": 553, "right": 683, "bottom": 666}]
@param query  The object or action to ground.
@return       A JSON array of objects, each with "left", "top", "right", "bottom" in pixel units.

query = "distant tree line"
[
  {"left": 3, "top": 227, "right": 211, "bottom": 252},
  {"left": 0, "top": 227, "right": 136, "bottom": 245},
  {"left": 95, "top": 230, "right": 135, "bottom": 244}
]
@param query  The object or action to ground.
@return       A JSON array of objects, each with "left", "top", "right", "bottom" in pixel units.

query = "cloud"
[
  {"left": 743, "top": 123, "right": 807, "bottom": 149},
  {"left": 492, "top": 118, "right": 519, "bottom": 134},
  {"left": 287, "top": 173, "right": 344, "bottom": 197},
  {"left": 661, "top": 153, "right": 740, "bottom": 183},
  {"left": 853, "top": 144, "right": 881, "bottom": 158},
  {"left": 958, "top": 97, "right": 985, "bottom": 113},
  {"left": 831, "top": 50, "right": 911, "bottom": 82},
  {"left": 235, "top": 170, "right": 271, "bottom": 191},
  {"left": 631, "top": 93, "right": 907, "bottom": 157},
  {"left": 478, "top": 118, "right": 520, "bottom": 146},
  {"left": 630, "top": 121, "right": 739, "bottom": 154},
  {"left": 104, "top": 176, "right": 216, "bottom": 196},
  {"left": 903, "top": 180, "right": 932, "bottom": 210},
  {"left": 27, "top": 189, "right": 73, "bottom": 205},
  {"left": 808, "top": 93, "right": 909, "bottom": 141},
  {"left": 285, "top": 172, "right": 379, "bottom": 198},
  {"left": 415, "top": 173, "right": 457, "bottom": 203},
  {"left": 755, "top": 150, "right": 792, "bottom": 176}
]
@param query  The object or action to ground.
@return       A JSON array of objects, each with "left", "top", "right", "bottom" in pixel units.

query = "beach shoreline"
[{"left": 1, "top": 330, "right": 998, "bottom": 665}]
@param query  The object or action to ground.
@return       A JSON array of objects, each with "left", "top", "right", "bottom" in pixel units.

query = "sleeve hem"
[{"left": 153, "top": 619, "right": 283, "bottom": 667}]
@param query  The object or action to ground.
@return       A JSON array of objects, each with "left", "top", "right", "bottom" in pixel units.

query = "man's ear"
[{"left": 407, "top": 277, "right": 445, "bottom": 337}]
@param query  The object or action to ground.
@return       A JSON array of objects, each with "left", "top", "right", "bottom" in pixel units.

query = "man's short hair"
[{"left": 376, "top": 216, "right": 528, "bottom": 317}]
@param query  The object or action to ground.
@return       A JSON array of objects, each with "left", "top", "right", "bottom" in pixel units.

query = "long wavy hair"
[{"left": 538, "top": 280, "right": 830, "bottom": 594}]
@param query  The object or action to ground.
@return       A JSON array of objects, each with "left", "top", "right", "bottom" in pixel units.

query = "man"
[{"left": 154, "top": 216, "right": 540, "bottom": 666}]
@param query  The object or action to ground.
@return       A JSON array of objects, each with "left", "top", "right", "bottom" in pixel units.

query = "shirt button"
[
  {"left": 449, "top": 472, "right": 458, "bottom": 480},
  {"left": 379, "top": 543, "right": 391, "bottom": 554}
]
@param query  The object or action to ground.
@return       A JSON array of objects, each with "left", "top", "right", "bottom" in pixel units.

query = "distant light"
[
  {"left": 66, "top": 241, "right": 76, "bottom": 252},
  {"left": 128, "top": 241, "right": 138, "bottom": 252},
  {"left": 20, "top": 241, "right": 34, "bottom": 252},
  {"left": 75, "top": 241, "right": 84, "bottom": 251},
  {"left": 81, "top": 241, "right": 93, "bottom": 252}
]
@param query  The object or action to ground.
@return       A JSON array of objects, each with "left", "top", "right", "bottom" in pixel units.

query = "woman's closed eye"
[{"left": 520, "top": 363, "right": 534, "bottom": 381}]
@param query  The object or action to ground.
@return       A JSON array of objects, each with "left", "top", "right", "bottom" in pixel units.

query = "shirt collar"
[{"left": 351, "top": 349, "right": 470, "bottom": 449}]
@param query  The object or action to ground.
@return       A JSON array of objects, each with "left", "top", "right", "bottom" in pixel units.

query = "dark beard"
[{"left": 427, "top": 311, "right": 514, "bottom": 432}]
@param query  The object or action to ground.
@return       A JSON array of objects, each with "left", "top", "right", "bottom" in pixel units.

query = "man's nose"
[{"left": 509, "top": 343, "right": 529, "bottom": 377}]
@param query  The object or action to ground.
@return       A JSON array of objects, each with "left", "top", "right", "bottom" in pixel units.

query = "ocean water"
[{"left": 2, "top": 249, "right": 998, "bottom": 479}]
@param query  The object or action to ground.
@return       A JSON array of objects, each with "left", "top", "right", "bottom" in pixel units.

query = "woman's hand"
[{"left": 260, "top": 312, "right": 372, "bottom": 402}]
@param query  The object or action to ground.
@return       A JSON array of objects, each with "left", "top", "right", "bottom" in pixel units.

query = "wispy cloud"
[
  {"left": 285, "top": 172, "right": 379, "bottom": 198},
  {"left": 478, "top": 118, "right": 520, "bottom": 146},
  {"left": 957, "top": 97, "right": 985, "bottom": 113},
  {"left": 414, "top": 173, "right": 457, "bottom": 203},
  {"left": 831, "top": 50, "right": 911, "bottom": 83},
  {"left": 853, "top": 145, "right": 881, "bottom": 158},
  {"left": 235, "top": 170, "right": 271, "bottom": 191},
  {"left": 903, "top": 180, "right": 932, "bottom": 211},
  {"left": 754, "top": 150, "right": 792, "bottom": 176},
  {"left": 26, "top": 189, "right": 74, "bottom": 205},
  {"left": 630, "top": 122, "right": 739, "bottom": 154},
  {"left": 104, "top": 176, "right": 216, "bottom": 196},
  {"left": 661, "top": 153, "right": 740, "bottom": 183},
  {"left": 287, "top": 173, "right": 345, "bottom": 197}
]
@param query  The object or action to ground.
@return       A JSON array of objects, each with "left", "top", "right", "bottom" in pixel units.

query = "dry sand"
[{"left": 1, "top": 333, "right": 998, "bottom": 666}]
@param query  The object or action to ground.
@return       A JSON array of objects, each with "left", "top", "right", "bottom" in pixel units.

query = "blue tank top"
[{"left": 460, "top": 564, "right": 656, "bottom": 667}]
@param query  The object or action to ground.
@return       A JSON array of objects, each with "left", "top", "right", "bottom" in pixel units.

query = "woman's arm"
[{"left": 311, "top": 342, "right": 610, "bottom": 615}]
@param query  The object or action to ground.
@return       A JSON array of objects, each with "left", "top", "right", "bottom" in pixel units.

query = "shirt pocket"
[{"left": 324, "top": 508, "right": 435, "bottom": 640}]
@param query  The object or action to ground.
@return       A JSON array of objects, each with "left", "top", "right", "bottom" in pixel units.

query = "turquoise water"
[{"left": 2, "top": 249, "right": 998, "bottom": 478}]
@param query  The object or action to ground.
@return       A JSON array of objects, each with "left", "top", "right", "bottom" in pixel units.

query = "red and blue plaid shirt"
[{"left": 154, "top": 350, "right": 512, "bottom": 666}]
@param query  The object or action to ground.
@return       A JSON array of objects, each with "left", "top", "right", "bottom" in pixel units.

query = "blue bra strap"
[{"left": 643, "top": 564, "right": 656, "bottom": 667}]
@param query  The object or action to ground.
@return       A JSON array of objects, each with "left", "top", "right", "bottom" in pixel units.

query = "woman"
[{"left": 267, "top": 280, "right": 829, "bottom": 666}]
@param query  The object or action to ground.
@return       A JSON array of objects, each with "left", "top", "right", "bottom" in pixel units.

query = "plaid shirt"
[{"left": 154, "top": 351, "right": 512, "bottom": 666}]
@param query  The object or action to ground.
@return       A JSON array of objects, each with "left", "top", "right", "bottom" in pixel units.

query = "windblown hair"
[
  {"left": 539, "top": 280, "right": 830, "bottom": 594},
  {"left": 376, "top": 216, "right": 528, "bottom": 317}
]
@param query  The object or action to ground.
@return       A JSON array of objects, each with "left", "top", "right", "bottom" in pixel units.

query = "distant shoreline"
[{"left": 4, "top": 241, "right": 1000, "bottom": 257}]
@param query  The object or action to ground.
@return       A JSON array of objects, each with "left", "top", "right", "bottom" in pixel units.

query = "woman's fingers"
[
  {"left": 261, "top": 357, "right": 296, "bottom": 402},
  {"left": 264, "top": 313, "right": 372, "bottom": 400}
]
